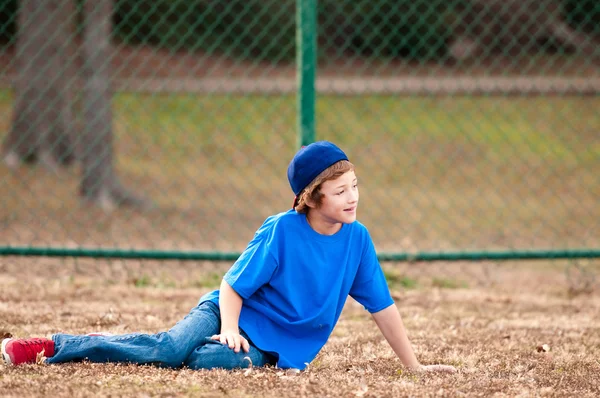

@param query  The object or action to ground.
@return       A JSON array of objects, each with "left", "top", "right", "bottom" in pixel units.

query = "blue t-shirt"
[{"left": 199, "top": 209, "right": 394, "bottom": 369}]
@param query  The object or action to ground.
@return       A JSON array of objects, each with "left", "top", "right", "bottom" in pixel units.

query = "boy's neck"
[{"left": 306, "top": 212, "right": 342, "bottom": 235}]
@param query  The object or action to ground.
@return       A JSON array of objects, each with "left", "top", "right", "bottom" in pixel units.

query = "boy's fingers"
[
  {"left": 226, "top": 335, "right": 241, "bottom": 352},
  {"left": 210, "top": 334, "right": 225, "bottom": 343},
  {"left": 241, "top": 337, "right": 250, "bottom": 353},
  {"left": 210, "top": 333, "right": 247, "bottom": 353}
]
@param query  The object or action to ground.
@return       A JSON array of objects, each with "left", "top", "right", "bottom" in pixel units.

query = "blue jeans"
[{"left": 46, "top": 301, "right": 276, "bottom": 370}]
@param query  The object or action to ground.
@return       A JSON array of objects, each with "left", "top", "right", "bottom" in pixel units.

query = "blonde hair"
[{"left": 295, "top": 160, "right": 355, "bottom": 214}]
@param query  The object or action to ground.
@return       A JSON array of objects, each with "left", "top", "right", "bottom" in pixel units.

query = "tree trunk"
[
  {"left": 2, "top": 0, "right": 76, "bottom": 168},
  {"left": 80, "top": 0, "right": 146, "bottom": 210}
]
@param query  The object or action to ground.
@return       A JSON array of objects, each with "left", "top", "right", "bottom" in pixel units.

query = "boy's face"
[{"left": 313, "top": 170, "right": 359, "bottom": 225}]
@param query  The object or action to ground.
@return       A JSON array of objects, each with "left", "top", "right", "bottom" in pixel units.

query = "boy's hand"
[
  {"left": 211, "top": 330, "right": 250, "bottom": 353},
  {"left": 413, "top": 364, "right": 457, "bottom": 374}
]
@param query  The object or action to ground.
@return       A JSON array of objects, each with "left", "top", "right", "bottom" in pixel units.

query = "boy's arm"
[
  {"left": 371, "top": 305, "right": 456, "bottom": 374},
  {"left": 211, "top": 278, "right": 250, "bottom": 353}
]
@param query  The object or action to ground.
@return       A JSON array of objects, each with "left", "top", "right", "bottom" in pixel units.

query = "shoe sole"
[{"left": 1, "top": 338, "right": 13, "bottom": 365}]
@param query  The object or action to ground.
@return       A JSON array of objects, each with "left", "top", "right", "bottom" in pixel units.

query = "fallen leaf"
[
  {"left": 243, "top": 356, "right": 253, "bottom": 376},
  {"left": 536, "top": 344, "right": 550, "bottom": 353},
  {"left": 35, "top": 349, "right": 47, "bottom": 365}
]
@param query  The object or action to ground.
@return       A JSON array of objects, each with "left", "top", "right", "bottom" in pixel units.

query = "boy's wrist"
[{"left": 220, "top": 326, "right": 239, "bottom": 334}]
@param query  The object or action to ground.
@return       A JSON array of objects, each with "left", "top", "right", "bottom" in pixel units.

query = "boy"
[{"left": 2, "top": 141, "right": 455, "bottom": 374}]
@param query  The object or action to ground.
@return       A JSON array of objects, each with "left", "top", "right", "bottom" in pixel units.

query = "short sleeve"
[
  {"left": 224, "top": 234, "right": 278, "bottom": 299},
  {"left": 349, "top": 233, "right": 394, "bottom": 313}
]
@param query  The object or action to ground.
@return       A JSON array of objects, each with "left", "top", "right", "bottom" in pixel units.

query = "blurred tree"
[
  {"left": 2, "top": 0, "right": 144, "bottom": 209},
  {"left": 2, "top": 0, "right": 76, "bottom": 169},
  {"left": 79, "top": 0, "right": 144, "bottom": 209}
]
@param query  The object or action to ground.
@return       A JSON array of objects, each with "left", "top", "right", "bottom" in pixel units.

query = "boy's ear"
[{"left": 304, "top": 192, "right": 317, "bottom": 209}]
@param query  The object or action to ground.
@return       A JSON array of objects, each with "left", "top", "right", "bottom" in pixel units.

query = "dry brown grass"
[
  {"left": 1, "top": 62, "right": 599, "bottom": 397},
  {"left": 1, "top": 258, "right": 599, "bottom": 397}
]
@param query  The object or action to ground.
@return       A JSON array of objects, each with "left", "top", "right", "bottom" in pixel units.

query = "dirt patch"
[{"left": 1, "top": 260, "right": 599, "bottom": 397}]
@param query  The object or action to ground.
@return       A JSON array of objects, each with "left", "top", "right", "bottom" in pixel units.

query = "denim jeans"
[{"left": 46, "top": 301, "right": 275, "bottom": 370}]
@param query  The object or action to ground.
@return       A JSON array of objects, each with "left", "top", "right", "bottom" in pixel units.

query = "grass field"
[
  {"left": 1, "top": 90, "right": 599, "bottom": 396},
  {"left": 1, "top": 91, "right": 598, "bottom": 253},
  {"left": 1, "top": 259, "right": 599, "bottom": 397}
]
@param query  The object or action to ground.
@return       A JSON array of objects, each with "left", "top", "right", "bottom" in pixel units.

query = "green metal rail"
[{"left": 1, "top": 246, "right": 599, "bottom": 262}]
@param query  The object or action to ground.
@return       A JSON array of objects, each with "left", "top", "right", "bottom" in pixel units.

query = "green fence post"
[{"left": 296, "top": 0, "right": 317, "bottom": 147}]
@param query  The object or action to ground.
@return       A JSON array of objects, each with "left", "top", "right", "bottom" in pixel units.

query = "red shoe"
[{"left": 1, "top": 338, "right": 55, "bottom": 365}]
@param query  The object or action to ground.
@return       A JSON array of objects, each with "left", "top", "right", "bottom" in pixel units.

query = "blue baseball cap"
[{"left": 287, "top": 141, "right": 349, "bottom": 207}]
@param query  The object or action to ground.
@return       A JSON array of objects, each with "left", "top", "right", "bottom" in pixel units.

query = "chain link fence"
[{"left": 0, "top": 1, "right": 598, "bottom": 282}]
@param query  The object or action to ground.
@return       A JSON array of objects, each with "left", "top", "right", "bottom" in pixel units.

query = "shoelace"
[{"left": 21, "top": 339, "right": 48, "bottom": 359}]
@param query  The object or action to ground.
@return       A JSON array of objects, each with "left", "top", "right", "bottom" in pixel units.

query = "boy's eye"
[{"left": 336, "top": 190, "right": 344, "bottom": 195}]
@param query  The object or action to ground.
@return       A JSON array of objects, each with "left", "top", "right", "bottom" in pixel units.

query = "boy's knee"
[
  {"left": 152, "top": 332, "right": 189, "bottom": 368},
  {"left": 184, "top": 340, "right": 251, "bottom": 370}
]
